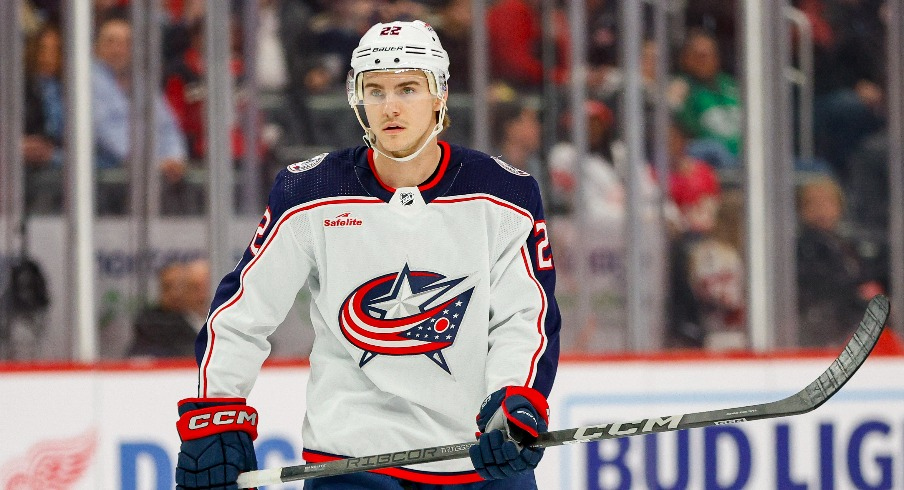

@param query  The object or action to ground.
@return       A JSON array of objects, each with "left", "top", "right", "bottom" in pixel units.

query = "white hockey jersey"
[{"left": 195, "top": 141, "right": 561, "bottom": 484}]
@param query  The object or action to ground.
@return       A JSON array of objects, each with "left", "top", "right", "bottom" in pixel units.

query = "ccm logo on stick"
[
  {"left": 188, "top": 410, "right": 258, "bottom": 430},
  {"left": 570, "top": 415, "right": 684, "bottom": 442}
]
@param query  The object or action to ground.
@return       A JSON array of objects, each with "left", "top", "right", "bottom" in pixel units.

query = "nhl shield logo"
[
  {"left": 339, "top": 263, "right": 474, "bottom": 373},
  {"left": 400, "top": 192, "right": 415, "bottom": 206}
]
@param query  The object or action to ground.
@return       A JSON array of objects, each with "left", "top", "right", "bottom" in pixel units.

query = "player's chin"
[{"left": 378, "top": 138, "right": 415, "bottom": 155}]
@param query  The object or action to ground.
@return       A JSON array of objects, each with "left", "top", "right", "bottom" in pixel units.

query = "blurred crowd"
[{"left": 7, "top": 0, "right": 896, "bottom": 358}]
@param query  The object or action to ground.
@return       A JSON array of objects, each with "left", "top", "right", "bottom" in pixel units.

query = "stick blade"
[{"left": 801, "top": 294, "right": 890, "bottom": 410}]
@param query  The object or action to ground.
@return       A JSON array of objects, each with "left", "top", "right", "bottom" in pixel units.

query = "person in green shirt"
[{"left": 669, "top": 29, "right": 742, "bottom": 169}]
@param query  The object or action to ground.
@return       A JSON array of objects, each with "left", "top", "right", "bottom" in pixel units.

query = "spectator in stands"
[
  {"left": 666, "top": 121, "right": 744, "bottom": 349},
  {"left": 164, "top": 12, "right": 280, "bottom": 212},
  {"left": 92, "top": 16, "right": 189, "bottom": 214},
  {"left": 253, "top": 0, "right": 319, "bottom": 148},
  {"left": 796, "top": 0, "right": 886, "bottom": 184},
  {"left": 487, "top": 0, "right": 570, "bottom": 89},
  {"left": 847, "top": 129, "right": 889, "bottom": 232},
  {"left": 585, "top": 0, "right": 620, "bottom": 70},
  {"left": 548, "top": 100, "right": 623, "bottom": 219},
  {"left": 296, "top": 0, "right": 379, "bottom": 147},
  {"left": 433, "top": 0, "right": 472, "bottom": 91},
  {"left": 161, "top": 0, "right": 206, "bottom": 65},
  {"left": 548, "top": 100, "right": 665, "bottom": 352},
  {"left": 306, "top": 0, "right": 377, "bottom": 94},
  {"left": 163, "top": 18, "right": 246, "bottom": 164},
  {"left": 0, "top": 256, "right": 50, "bottom": 360},
  {"left": 584, "top": 0, "right": 655, "bottom": 104},
  {"left": 594, "top": 38, "right": 659, "bottom": 107},
  {"left": 23, "top": 22, "right": 65, "bottom": 214},
  {"left": 667, "top": 122, "right": 721, "bottom": 234},
  {"left": 181, "top": 258, "right": 211, "bottom": 330},
  {"left": 128, "top": 261, "right": 199, "bottom": 358},
  {"left": 796, "top": 175, "right": 884, "bottom": 347},
  {"left": 490, "top": 99, "right": 543, "bottom": 177},
  {"left": 669, "top": 28, "right": 741, "bottom": 169},
  {"left": 594, "top": 38, "right": 663, "bottom": 157},
  {"left": 685, "top": 0, "right": 739, "bottom": 74},
  {"left": 700, "top": 188, "right": 746, "bottom": 349}
]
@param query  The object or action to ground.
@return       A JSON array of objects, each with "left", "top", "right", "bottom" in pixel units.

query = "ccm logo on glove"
[
  {"left": 177, "top": 400, "right": 259, "bottom": 441},
  {"left": 187, "top": 410, "right": 257, "bottom": 429}
]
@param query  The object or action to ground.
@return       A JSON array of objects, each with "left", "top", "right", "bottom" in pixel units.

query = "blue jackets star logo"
[{"left": 339, "top": 263, "right": 475, "bottom": 373}]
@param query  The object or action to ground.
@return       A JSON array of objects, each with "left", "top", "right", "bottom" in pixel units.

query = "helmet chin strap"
[{"left": 357, "top": 104, "right": 447, "bottom": 164}]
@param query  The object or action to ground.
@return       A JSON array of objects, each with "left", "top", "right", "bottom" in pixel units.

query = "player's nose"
[
  {"left": 381, "top": 99, "right": 402, "bottom": 116},
  {"left": 381, "top": 94, "right": 402, "bottom": 114}
]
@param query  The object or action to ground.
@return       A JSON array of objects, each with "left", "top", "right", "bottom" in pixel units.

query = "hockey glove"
[
  {"left": 175, "top": 398, "right": 259, "bottom": 490},
  {"left": 469, "top": 386, "right": 549, "bottom": 480}
]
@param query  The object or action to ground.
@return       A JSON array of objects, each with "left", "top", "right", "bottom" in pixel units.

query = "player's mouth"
[{"left": 382, "top": 123, "right": 405, "bottom": 134}]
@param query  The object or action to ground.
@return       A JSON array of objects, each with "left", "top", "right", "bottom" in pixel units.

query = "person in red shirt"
[{"left": 486, "top": 0, "right": 570, "bottom": 88}]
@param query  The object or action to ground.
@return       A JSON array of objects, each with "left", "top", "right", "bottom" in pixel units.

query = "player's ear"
[{"left": 433, "top": 94, "right": 446, "bottom": 112}]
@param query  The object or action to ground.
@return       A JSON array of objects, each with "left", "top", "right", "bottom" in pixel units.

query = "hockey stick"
[{"left": 237, "top": 295, "right": 890, "bottom": 488}]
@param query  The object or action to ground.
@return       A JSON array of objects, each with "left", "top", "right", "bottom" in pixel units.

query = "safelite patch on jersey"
[
  {"left": 324, "top": 212, "right": 363, "bottom": 227},
  {"left": 287, "top": 153, "right": 328, "bottom": 173},
  {"left": 339, "top": 263, "right": 474, "bottom": 374}
]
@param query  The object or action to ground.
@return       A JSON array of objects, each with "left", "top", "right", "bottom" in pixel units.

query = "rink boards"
[{"left": 2, "top": 355, "right": 903, "bottom": 489}]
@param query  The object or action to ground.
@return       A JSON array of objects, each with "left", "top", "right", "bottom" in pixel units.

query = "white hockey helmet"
[{"left": 346, "top": 20, "right": 450, "bottom": 106}]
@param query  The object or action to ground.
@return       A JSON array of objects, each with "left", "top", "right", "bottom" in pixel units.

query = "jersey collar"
[{"left": 357, "top": 141, "right": 456, "bottom": 203}]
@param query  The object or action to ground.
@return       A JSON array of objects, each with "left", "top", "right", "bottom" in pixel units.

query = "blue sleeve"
[{"left": 524, "top": 181, "right": 561, "bottom": 398}]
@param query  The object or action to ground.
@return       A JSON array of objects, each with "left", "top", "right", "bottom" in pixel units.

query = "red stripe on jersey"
[
  {"left": 367, "top": 141, "right": 451, "bottom": 193},
  {"left": 302, "top": 449, "right": 483, "bottom": 484},
  {"left": 520, "top": 246, "right": 548, "bottom": 388},
  {"left": 420, "top": 141, "right": 451, "bottom": 191},
  {"left": 201, "top": 197, "right": 383, "bottom": 396},
  {"left": 432, "top": 194, "right": 533, "bottom": 221}
]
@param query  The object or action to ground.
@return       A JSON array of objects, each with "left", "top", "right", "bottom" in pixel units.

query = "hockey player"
[{"left": 175, "top": 20, "right": 561, "bottom": 489}]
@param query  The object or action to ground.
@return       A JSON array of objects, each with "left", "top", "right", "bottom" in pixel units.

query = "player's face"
[{"left": 361, "top": 70, "right": 443, "bottom": 157}]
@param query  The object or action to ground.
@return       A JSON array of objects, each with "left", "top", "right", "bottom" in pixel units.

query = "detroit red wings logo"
[
  {"left": 1, "top": 430, "right": 97, "bottom": 489},
  {"left": 340, "top": 263, "right": 474, "bottom": 373}
]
